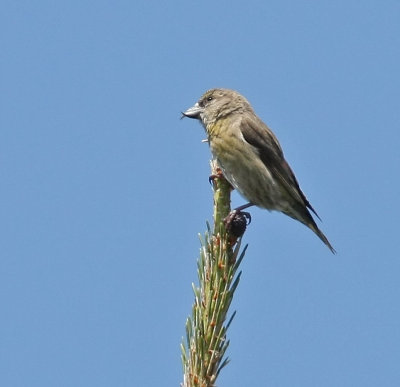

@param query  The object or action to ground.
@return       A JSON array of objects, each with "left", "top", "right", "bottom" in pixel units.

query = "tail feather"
[
  {"left": 285, "top": 206, "right": 336, "bottom": 254},
  {"left": 308, "top": 221, "right": 336, "bottom": 254}
]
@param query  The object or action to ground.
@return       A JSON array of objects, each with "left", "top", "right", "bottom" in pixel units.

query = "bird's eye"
[{"left": 207, "top": 96, "right": 213, "bottom": 101}]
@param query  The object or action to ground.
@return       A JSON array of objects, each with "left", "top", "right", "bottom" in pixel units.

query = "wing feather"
[{"left": 239, "top": 115, "right": 321, "bottom": 219}]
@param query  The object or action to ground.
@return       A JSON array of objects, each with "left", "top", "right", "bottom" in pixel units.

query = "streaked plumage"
[{"left": 183, "top": 88, "right": 335, "bottom": 253}]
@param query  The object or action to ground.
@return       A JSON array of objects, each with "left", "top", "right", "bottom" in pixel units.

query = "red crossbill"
[{"left": 182, "top": 88, "right": 335, "bottom": 253}]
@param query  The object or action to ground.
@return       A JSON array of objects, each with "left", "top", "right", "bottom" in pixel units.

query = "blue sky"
[{"left": 2, "top": 1, "right": 400, "bottom": 386}]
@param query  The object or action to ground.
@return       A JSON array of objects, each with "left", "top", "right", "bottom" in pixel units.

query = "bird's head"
[{"left": 182, "top": 88, "right": 252, "bottom": 127}]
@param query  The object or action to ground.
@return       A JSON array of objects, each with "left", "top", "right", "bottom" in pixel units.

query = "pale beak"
[{"left": 181, "top": 102, "right": 203, "bottom": 119}]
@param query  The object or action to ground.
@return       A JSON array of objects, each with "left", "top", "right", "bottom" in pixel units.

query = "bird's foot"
[{"left": 208, "top": 167, "right": 225, "bottom": 185}]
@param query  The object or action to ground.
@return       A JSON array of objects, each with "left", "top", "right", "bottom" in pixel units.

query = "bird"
[{"left": 182, "top": 88, "right": 335, "bottom": 253}]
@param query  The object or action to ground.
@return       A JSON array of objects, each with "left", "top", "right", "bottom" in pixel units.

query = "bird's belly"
[{"left": 211, "top": 141, "right": 286, "bottom": 211}]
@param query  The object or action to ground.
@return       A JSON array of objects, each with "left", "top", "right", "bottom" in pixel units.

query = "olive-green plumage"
[{"left": 183, "top": 88, "right": 335, "bottom": 253}]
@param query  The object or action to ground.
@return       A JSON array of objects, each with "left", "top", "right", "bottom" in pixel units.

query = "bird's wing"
[{"left": 239, "top": 114, "right": 321, "bottom": 219}]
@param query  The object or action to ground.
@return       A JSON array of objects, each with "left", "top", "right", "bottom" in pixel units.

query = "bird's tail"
[
  {"left": 307, "top": 221, "right": 336, "bottom": 254},
  {"left": 285, "top": 206, "right": 336, "bottom": 254}
]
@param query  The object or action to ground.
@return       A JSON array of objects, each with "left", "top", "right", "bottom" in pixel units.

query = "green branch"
[{"left": 181, "top": 161, "right": 248, "bottom": 387}]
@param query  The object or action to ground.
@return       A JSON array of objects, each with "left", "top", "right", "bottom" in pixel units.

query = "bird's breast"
[{"left": 208, "top": 131, "right": 284, "bottom": 210}]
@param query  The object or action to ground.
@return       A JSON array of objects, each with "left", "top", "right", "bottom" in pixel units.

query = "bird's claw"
[{"left": 208, "top": 167, "right": 224, "bottom": 185}]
